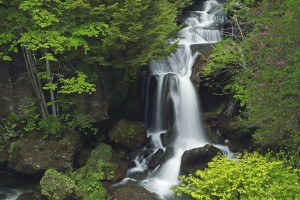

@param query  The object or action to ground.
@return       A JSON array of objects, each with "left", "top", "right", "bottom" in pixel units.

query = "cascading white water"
[{"left": 130, "top": 1, "right": 229, "bottom": 199}]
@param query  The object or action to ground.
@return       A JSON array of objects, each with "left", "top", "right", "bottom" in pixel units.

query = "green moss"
[
  {"left": 214, "top": 103, "right": 225, "bottom": 116},
  {"left": 40, "top": 169, "right": 80, "bottom": 200},
  {"left": 68, "top": 143, "right": 117, "bottom": 199},
  {"left": 8, "top": 141, "right": 20, "bottom": 159},
  {"left": 109, "top": 120, "right": 145, "bottom": 143}
]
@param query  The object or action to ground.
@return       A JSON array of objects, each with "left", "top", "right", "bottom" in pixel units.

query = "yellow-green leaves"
[
  {"left": 59, "top": 72, "right": 96, "bottom": 95},
  {"left": 174, "top": 152, "right": 300, "bottom": 200}
]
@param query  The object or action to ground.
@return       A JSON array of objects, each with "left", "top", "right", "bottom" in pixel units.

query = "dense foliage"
[
  {"left": 0, "top": 0, "right": 191, "bottom": 144},
  {"left": 174, "top": 152, "right": 300, "bottom": 200},
  {"left": 202, "top": 0, "right": 300, "bottom": 154}
]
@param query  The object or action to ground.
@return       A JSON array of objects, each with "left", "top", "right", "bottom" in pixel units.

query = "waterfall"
[{"left": 129, "top": 1, "right": 229, "bottom": 199}]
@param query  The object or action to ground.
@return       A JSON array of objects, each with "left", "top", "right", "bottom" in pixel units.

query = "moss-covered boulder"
[
  {"left": 40, "top": 169, "right": 81, "bottom": 200},
  {"left": 69, "top": 143, "right": 127, "bottom": 200},
  {"left": 8, "top": 133, "right": 80, "bottom": 174},
  {"left": 72, "top": 143, "right": 127, "bottom": 182},
  {"left": 111, "top": 186, "right": 155, "bottom": 200},
  {"left": 108, "top": 120, "right": 146, "bottom": 151}
]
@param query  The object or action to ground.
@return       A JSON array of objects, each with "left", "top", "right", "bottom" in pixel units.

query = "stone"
[
  {"left": 112, "top": 186, "right": 155, "bottom": 200},
  {"left": 160, "top": 131, "right": 173, "bottom": 147},
  {"left": 74, "top": 143, "right": 128, "bottom": 182},
  {"left": 8, "top": 133, "right": 80, "bottom": 174},
  {"left": 161, "top": 146, "right": 174, "bottom": 164},
  {"left": 180, "top": 144, "right": 220, "bottom": 175},
  {"left": 130, "top": 172, "right": 148, "bottom": 180},
  {"left": 40, "top": 169, "right": 81, "bottom": 200},
  {"left": 108, "top": 120, "right": 147, "bottom": 151},
  {"left": 148, "top": 149, "right": 164, "bottom": 169}
]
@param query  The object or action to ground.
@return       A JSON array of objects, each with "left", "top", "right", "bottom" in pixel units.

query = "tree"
[
  {"left": 0, "top": 0, "right": 107, "bottom": 118},
  {"left": 174, "top": 152, "right": 300, "bottom": 200},
  {"left": 201, "top": 0, "right": 300, "bottom": 154}
]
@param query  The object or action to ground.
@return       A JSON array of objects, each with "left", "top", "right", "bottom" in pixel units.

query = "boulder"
[
  {"left": 112, "top": 186, "right": 155, "bottom": 200},
  {"left": 109, "top": 120, "right": 146, "bottom": 151},
  {"left": 180, "top": 144, "right": 220, "bottom": 175},
  {"left": 160, "top": 131, "right": 173, "bottom": 147},
  {"left": 8, "top": 133, "right": 80, "bottom": 174},
  {"left": 130, "top": 172, "right": 147, "bottom": 180},
  {"left": 161, "top": 146, "right": 174, "bottom": 164},
  {"left": 148, "top": 149, "right": 164, "bottom": 169},
  {"left": 40, "top": 169, "right": 81, "bottom": 200},
  {"left": 73, "top": 143, "right": 128, "bottom": 182}
]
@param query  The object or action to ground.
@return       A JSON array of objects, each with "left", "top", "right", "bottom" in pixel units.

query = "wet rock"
[
  {"left": 112, "top": 185, "right": 155, "bottom": 200},
  {"left": 109, "top": 120, "right": 147, "bottom": 151},
  {"left": 17, "top": 189, "right": 46, "bottom": 200},
  {"left": 180, "top": 144, "right": 220, "bottom": 175},
  {"left": 130, "top": 172, "right": 148, "bottom": 180},
  {"left": 8, "top": 133, "right": 80, "bottom": 174},
  {"left": 160, "top": 131, "right": 173, "bottom": 147},
  {"left": 161, "top": 146, "right": 174, "bottom": 164},
  {"left": 148, "top": 149, "right": 164, "bottom": 169},
  {"left": 127, "top": 149, "right": 153, "bottom": 161}
]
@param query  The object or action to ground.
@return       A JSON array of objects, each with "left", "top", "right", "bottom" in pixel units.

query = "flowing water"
[{"left": 127, "top": 1, "right": 232, "bottom": 199}]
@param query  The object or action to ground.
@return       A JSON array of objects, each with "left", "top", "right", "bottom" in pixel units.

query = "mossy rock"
[
  {"left": 109, "top": 120, "right": 146, "bottom": 151},
  {"left": 72, "top": 143, "right": 127, "bottom": 182},
  {"left": 8, "top": 133, "right": 80, "bottom": 174},
  {"left": 40, "top": 169, "right": 81, "bottom": 200}
]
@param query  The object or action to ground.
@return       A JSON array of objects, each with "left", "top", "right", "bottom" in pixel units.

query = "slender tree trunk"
[
  {"left": 44, "top": 49, "right": 57, "bottom": 116},
  {"left": 22, "top": 47, "right": 49, "bottom": 118}
]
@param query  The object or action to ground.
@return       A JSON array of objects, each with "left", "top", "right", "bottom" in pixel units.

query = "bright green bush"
[
  {"left": 40, "top": 169, "right": 81, "bottom": 200},
  {"left": 174, "top": 152, "right": 300, "bottom": 200}
]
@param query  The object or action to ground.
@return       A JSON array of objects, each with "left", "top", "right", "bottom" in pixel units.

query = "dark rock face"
[
  {"left": 75, "top": 76, "right": 110, "bottom": 122},
  {"left": 112, "top": 186, "right": 155, "bottom": 200},
  {"left": 148, "top": 149, "right": 164, "bottom": 169},
  {"left": 0, "top": 147, "right": 8, "bottom": 168},
  {"left": 0, "top": 63, "right": 33, "bottom": 115},
  {"left": 180, "top": 144, "right": 220, "bottom": 175},
  {"left": 8, "top": 133, "right": 80, "bottom": 174},
  {"left": 108, "top": 120, "right": 147, "bottom": 151}
]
